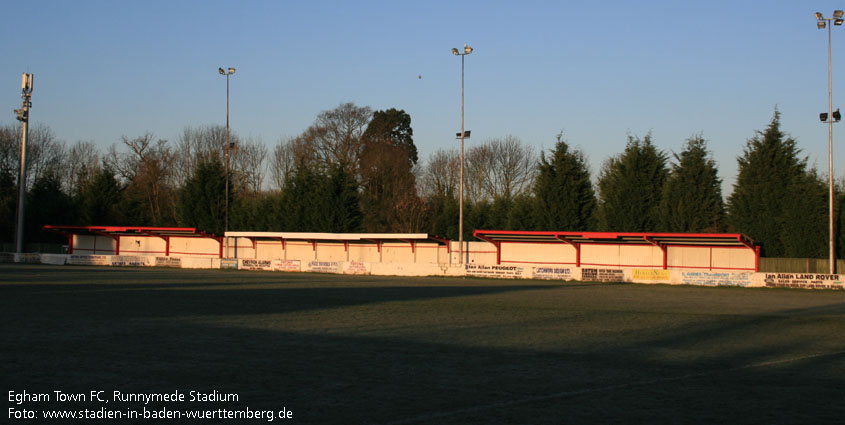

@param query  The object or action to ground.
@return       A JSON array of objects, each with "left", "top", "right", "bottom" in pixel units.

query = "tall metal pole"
[
  {"left": 225, "top": 72, "right": 230, "bottom": 258},
  {"left": 459, "top": 53, "right": 465, "bottom": 265},
  {"left": 452, "top": 45, "right": 472, "bottom": 264},
  {"left": 219, "top": 67, "right": 235, "bottom": 258},
  {"left": 827, "top": 22, "right": 836, "bottom": 274},
  {"left": 15, "top": 114, "right": 29, "bottom": 254},
  {"left": 14, "top": 73, "right": 33, "bottom": 256}
]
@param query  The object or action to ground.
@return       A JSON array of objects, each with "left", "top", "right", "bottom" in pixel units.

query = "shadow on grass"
[{"left": 1, "top": 264, "right": 844, "bottom": 424}]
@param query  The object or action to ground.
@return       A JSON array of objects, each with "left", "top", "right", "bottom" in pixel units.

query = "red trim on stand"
[{"left": 554, "top": 234, "right": 581, "bottom": 267}]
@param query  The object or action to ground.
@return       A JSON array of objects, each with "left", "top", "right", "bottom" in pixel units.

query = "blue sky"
[{"left": 2, "top": 0, "right": 844, "bottom": 194}]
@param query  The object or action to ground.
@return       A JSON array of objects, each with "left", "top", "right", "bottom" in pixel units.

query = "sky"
[{"left": 2, "top": 0, "right": 844, "bottom": 195}]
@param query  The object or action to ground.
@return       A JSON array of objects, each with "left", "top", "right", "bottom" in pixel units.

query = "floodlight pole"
[
  {"left": 828, "top": 21, "right": 836, "bottom": 275},
  {"left": 14, "top": 73, "right": 33, "bottom": 256},
  {"left": 219, "top": 67, "right": 235, "bottom": 258},
  {"left": 452, "top": 44, "right": 473, "bottom": 265},
  {"left": 817, "top": 12, "right": 841, "bottom": 274}
]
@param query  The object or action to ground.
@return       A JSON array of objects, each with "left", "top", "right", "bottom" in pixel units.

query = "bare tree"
[
  {"left": 63, "top": 140, "right": 100, "bottom": 195},
  {"left": 0, "top": 124, "right": 17, "bottom": 178},
  {"left": 297, "top": 102, "right": 372, "bottom": 174},
  {"left": 464, "top": 135, "right": 537, "bottom": 203},
  {"left": 173, "top": 125, "right": 230, "bottom": 187},
  {"left": 464, "top": 143, "right": 494, "bottom": 204},
  {"left": 419, "top": 148, "right": 460, "bottom": 199},
  {"left": 24, "top": 124, "right": 66, "bottom": 188},
  {"left": 486, "top": 135, "right": 537, "bottom": 200},
  {"left": 115, "top": 133, "right": 176, "bottom": 225},
  {"left": 231, "top": 138, "right": 267, "bottom": 195},
  {"left": 270, "top": 136, "right": 298, "bottom": 190}
]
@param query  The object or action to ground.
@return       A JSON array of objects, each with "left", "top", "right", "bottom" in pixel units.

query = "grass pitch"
[{"left": 2, "top": 264, "right": 844, "bottom": 424}]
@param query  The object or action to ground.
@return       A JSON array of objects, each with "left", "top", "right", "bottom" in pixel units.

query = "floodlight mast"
[
  {"left": 452, "top": 44, "right": 473, "bottom": 264},
  {"left": 219, "top": 67, "right": 235, "bottom": 257},
  {"left": 816, "top": 11, "right": 842, "bottom": 274},
  {"left": 14, "top": 73, "right": 33, "bottom": 257}
]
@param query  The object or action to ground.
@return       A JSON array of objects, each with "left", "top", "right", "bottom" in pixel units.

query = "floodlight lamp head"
[
  {"left": 834, "top": 109, "right": 842, "bottom": 121},
  {"left": 464, "top": 44, "right": 473, "bottom": 54},
  {"left": 821, "top": 112, "right": 829, "bottom": 122},
  {"left": 219, "top": 68, "right": 225, "bottom": 75},
  {"left": 817, "top": 12, "right": 824, "bottom": 20},
  {"left": 836, "top": 19, "right": 844, "bottom": 26},
  {"left": 819, "top": 20, "right": 827, "bottom": 29},
  {"left": 835, "top": 10, "right": 844, "bottom": 18},
  {"left": 451, "top": 47, "right": 459, "bottom": 55},
  {"left": 228, "top": 67, "right": 236, "bottom": 74}
]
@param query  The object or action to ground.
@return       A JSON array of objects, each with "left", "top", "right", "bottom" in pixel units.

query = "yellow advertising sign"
[{"left": 633, "top": 269, "right": 670, "bottom": 281}]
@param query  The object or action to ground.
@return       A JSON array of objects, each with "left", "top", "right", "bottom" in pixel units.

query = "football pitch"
[{"left": 2, "top": 264, "right": 844, "bottom": 424}]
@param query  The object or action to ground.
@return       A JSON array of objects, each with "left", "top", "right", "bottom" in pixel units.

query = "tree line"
[{"left": 1, "top": 104, "right": 843, "bottom": 258}]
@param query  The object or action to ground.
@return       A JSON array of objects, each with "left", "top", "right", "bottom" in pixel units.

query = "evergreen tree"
[
  {"left": 781, "top": 169, "right": 828, "bottom": 258},
  {"left": 534, "top": 135, "right": 596, "bottom": 231},
  {"left": 359, "top": 108, "right": 420, "bottom": 232},
  {"left": 424, "top": 192, "right": 459, "bottom": 239},
  {"left": 26, "top": 174, "right": 76, "bottom": 243},
  {"left": 658, "top": 134, "right": 725, "bottom": 232},
  {"left": 507, "top": 194, "right": 540, "bottom": 231},
  {"left": 177, "top": 159, "right": 229, "bottom": 235},
  {"left": 0, "top": 170, "right": 16, "bottom": 243},
  {"left": 320, "top": 164, "right": 363, "bottom": 233},
  {"left": 727, "top": 109, "right": 807, "bottom": 257},
  {"left": 596, "top": 133, "right": 667, "bottom": 231},
  {"left": 77, "top": 165, "right": 123, "bottom": 225},
  {"left": 275, "top": 164, "right": 361, "bottom": 232}
]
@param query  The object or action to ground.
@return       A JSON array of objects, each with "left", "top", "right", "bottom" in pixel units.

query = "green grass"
[{"left": 2, "top": 264, "right": 844, "bottom": 424}]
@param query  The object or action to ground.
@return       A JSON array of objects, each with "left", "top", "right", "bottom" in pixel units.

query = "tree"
[
  {"left": 26, "top": 173, "right": 76, "bottom": 243},
  {"left": 111, "top": 134, "right": 177, "bottom": 226},
  {"left": 359, "top": 108, "right": 421, "bottom": 232},
  {"left": 596, "top": 133, "right": 668, "bottom": 232},
  {"left": 77, "top": 165, "right": 123, "bottom": 225},
  {"left": 727, "top": 109, "right": 808, "bottom": 257},
  {"left": 534, "top": 134, "right": 596, "bottom": 231},
  {"left": 781, "top": 169, "right": 828, "bottom": 258},
  {"left": 465, "top": 136, "right": 536, "bottom": 203},
  {"left": 360, "top": 108, "right": 416, "bottom": 165},
  {"left": 419, "top": 148, "right": 459, "bottom": 200},
  {"left": 173, "top": 125, "right": 229, "bottom": 188},
  {"left": 0, "top": 168, "right": 15, "bottom": 243},
  {"left": 270, "top": 136, "right": 298, "bottom": 191},
  {"left": 63, "top": 140, "right": 100, "bottom": 196},
  {"left": 658, "top": 134, "right": 725, "bottom": 232},
  {"left": 178, "top": 159, "right": 228, "bottom": 235},
  {"left": 230, "top": 138, "right": 268, "bottom": 195},
  {"left": 274, "top": 164, "right": 361, "bottom": 232},
  {"left": 297, "top": 102, "right": 372, "bottom": 175}
]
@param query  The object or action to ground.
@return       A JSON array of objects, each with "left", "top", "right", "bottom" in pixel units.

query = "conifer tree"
[
  {"left": 658, "top": 134, "right": 725, "bottom": 232},
  {"left": 596, "top": 133, "right": 667, "bottom": 231},
  {"left": 534, "top": 134, "right": 596, "bottom": 231},
  {"left": 177, "top": 159, "right": 228, "bottom": 235},
  {"left": 77, "top": 165, "right": 123, "bottom": 225},
  {"left": 727, "top": 109, "right": 807, "bottom": 257}
]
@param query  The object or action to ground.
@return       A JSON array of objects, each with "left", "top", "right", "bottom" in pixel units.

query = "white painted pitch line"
[{"left": 376, "top": 350, "right": 845, "bottom": 425}]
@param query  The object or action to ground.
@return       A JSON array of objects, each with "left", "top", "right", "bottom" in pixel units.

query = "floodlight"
[
  {"left": 228, "top": 67, "right": 236, "bottom": 74},
  {"left": 834, "top": 109, "right": 842, "bottom": 121},
  {"left": 219, "top": 68, "right": 225, "bottom": 75},
  {"left": 451, "top": 47, "right": 459, "bottom": 55},
  {"left": 819, "top": 21, "right": 827, "bottom": 29},
  {"left": 836, "top": 19, "right": 844, "bottom": 26},
  {"left": 464, "top": 45, "right": 473, "bottom": 54},
  {"left": 817, "top": 12, "right": 824, "bottom": 20},
  {"left": 835, "top": 10, "right": 844, "bottom": 18},
  {"left": 821, "top": 112, "right": 829, "bottom": 122}
]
